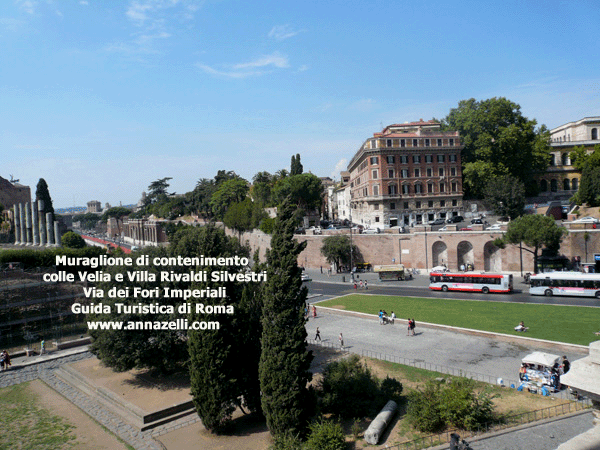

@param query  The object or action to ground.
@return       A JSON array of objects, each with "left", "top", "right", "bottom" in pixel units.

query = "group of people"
[
  {"left": 353, "top": 280, "right": 368, "bottom": 289},
  {"left": 313, "top": 327, "right": 344, "bottom": 349},
  {"left": 0, "top": 350, "right": 11, "bottom": 371},
  {"left": 378, "top": 310, "right": 396, "bottom": 325},
  {"left": 305, "top": 304, "right": 317, "bottom": 319},
  {"left": 519, "top": 356, "right": 570, "bottom": 390}
]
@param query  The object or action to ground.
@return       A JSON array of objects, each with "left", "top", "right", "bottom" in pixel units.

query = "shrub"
[
  {"left": 407, "top": 378, "right": 497, "bottom": 433},
  {"left": 269, "top": 433, "right": 303, "bottom": 450},
  {"left": 60, "top": 231, "right": 86, "bottom": 249},
  {"left": 304, "top": 421, "right": 345, "bottom": 450}
]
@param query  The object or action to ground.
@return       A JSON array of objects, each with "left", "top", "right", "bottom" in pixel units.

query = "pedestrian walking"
[
  {"left": 315, "top": 327, "right": 321, "bottom": 341},
  {"left": 364, "top": 280, "right": 368, "bottom": 289},
  {"left": 40, "top": 339, "right": 45, "bottom": 355},
  {"left": 312, "top": 305, "right": 317, "bottom": 319},
  {"left": 339, "top": 333, "right": 344, "bottom": 349},
  {"left": 411, "top": 318, "right": 416, "bottom": 336},
  {"left": 354, "top": 282, "right": 357, "bottom": 289},
  {"left": 320, "top": 266, "right": 323, "bottom": 274},
  {"left": 359, "top": 280, "right": 363, "bottom": 289},
  {"left": 407, "top": 319, "right": 412, "bottom": 336}
]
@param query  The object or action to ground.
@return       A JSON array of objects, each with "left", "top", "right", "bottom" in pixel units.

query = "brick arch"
[
  {"left": 457, "top": 241, "right": 474, "bottom": 270},
  {"left": 484, "top": 241, "right": 502, "bottom": 272},
  {"left": 432, "top": 241, "right": 448, "bottom": 267}
]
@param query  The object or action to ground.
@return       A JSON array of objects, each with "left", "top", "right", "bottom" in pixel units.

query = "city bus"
[
  {"left": 529, "top": 272, "right": 600, "bottom": 298},
  {"left": 373, "top": 264, "right": 405, "bottom": 281},
  {"left": 429, "top": 272, "right": 513, "bottom": 294}
]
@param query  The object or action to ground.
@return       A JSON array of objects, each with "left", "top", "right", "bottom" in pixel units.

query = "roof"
[{"left": 522, "top": 351, "right": 561, "bottom": 367}]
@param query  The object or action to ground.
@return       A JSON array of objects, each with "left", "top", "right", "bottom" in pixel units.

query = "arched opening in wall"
[
  {"left": 572, "top": 178, "right": 579, "bottom": 190},
  {"left": 561, "top": 153, "right": 569, "bottom": 166},
  {"left": 484, "top": 241, "right": 502, "bottom": 272},
  {"left": 563, "top": 179, "right": 571, "bottom": 191},
  {"left": 432, "top": 241, "right": 448, "bottom": 267},
  {"left": 551, "top": 179, "right": 558, "bottom": 192},
  {"left": 592, "top": 128, "right": 598, "bottom": 140},
  {"left": 540, "top": 179, "right": 548, "bottom": 192},
  {"left": 457, "top": 241, "right": 474, "bottom": 270}
]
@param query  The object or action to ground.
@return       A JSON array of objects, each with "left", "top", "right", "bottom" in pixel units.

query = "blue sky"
[{"left": 2, "top": 0, "right": 599, "bottom": 208}]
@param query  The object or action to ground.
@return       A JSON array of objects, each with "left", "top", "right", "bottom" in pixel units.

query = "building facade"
[
  {"left": 348, "top": 120, "right": 464, "bottom": 229},
  {"left": 536, "top": 116, "right": 600, "bottom": 198}
]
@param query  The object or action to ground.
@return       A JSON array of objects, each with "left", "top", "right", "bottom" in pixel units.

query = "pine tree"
[
  {"left": 290, "top": 153, "right": 303, "bottom": 175},
  {"left": 35, "top": 178, "right": 55, "bottom": 221},
  {"left": 259, "top": 200, "right": 313, "bottom": 438}
]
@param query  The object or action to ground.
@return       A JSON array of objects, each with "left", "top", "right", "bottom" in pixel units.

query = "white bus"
[
  {"left": 429, "top": 272, "right": 513, "bottom": 294},
  {"left": 529, "top": 272, "right": 600, "bottom": 298}
]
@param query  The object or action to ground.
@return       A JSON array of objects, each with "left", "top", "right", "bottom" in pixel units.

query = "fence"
[{"left": 306, "top": 338, "right": 592, "bottom": 449}]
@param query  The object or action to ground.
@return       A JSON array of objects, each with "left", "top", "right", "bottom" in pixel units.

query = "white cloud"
[
  {"left": 0, "top": 17, "right": 26, "bottom": 31},
  {"left": 79, "top": 1, "right": 89, "bottom": 5},
  {"left": 197, "top": 52, "right": 291, "bottom": 79},
  {"left": 331, "top": 158, "right": 348, "bottom": 179},
  {"left": 16, "top": 0, "right": 37, "bottom": 15},
  {"left": 268, "top": 24, "right": 303, "bottom": 41}
]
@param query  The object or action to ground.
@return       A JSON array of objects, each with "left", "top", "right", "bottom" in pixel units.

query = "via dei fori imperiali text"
[{"left": 44, "top": 254, "right": 267, "bottom": 331}]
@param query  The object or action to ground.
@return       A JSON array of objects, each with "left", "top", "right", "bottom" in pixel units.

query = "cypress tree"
[
  {"left": 259, "top": 200, "right": 313, "bottom": 438},
  {"left": 35, "top": 178, "right": 55, "bottom": 221}
]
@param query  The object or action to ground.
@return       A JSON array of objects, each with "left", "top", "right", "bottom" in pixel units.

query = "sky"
[{"left": 2, "top": 0, "right": 600, "bottom": 208}]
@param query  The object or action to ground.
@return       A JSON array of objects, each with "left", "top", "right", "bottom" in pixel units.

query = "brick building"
[{"left": 348, "top": 120, "right": 464, "bottom": 229}]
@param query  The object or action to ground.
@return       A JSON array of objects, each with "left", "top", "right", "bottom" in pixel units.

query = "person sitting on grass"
[{"left": 514, "top": 321, "right": 528, "bottom": 332}]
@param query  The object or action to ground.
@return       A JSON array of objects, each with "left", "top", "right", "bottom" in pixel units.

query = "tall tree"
[
  {"left": 570, "top": 145, "right": 600, "bottom": 206},
  {"left": 320, "top": 235, "right": 357, "bottom": 271},
  {"left": 273, "top": 173, "right": 322, "bottom": 213},
  {"left": 502, "top": 214, "right": 568, "bottom": 273},
  {"left": 209, "top": 177, "right": 249, "bottom": 219},
  {"left": 483, "top": 174, "right": 526, "bottom": 219},
  {"left": 290, "top": 154, "right": 303, "bottom": 175},
  {"left": 35, "top": 178, "right": 55, "bottom": 222},
  {"left": 187, "top": 226, "right": 262, "bottom": 432},
  {"left": 442, "top": 97, "right": 551, "bottom": 197},
  {"left": 259, "top": 200, "right": 313, "bottom": 438},
  {"left": 146, "top": 177, "right": 173, "bottom": 203}
]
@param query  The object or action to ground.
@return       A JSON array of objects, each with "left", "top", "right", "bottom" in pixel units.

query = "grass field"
[{"left": 318, "top": 294, "right": 600, "bottom": 346}]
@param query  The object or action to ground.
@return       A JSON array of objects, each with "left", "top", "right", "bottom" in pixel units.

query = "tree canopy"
[
  {"left": 210, "top": 177, "right": 249, "bottom": 219},
  {"left": 442, "top": 97, "right": 551, "bottom": 197},
  {"left": 61, "top": 231, "right": 86, "bottom": 249},
  {"left": 273, "top": 173, "right": 322, "bottom": 213},
  {"left": 570, "top": 144, "right": 600, "bottom": 206},
  {"left": 503, "top": 214, "right": 567, "bottom": 273},
  {"left": 290, "top": 153, "right": 303, "bottom": 176},
  {"left": 320, "top": 235, "right": 357, "bottom": 271},
  {"left": 35, "top": 178, "right": 55, "bottom": 221},
  {"left": 483, "top": 174, "right": 525, "bottom": 219},
  {"left": 73, "top": 212, "right": 101, "bottom": 230}
]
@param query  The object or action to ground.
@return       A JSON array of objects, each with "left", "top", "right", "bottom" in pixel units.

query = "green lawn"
[{"left": 318, "top": 294, "right": 600, "bottom": 346}]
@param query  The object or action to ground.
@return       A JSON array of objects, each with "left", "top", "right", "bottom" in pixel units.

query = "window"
[
  {"left": 440, "top": 200, "right": 445, "bottom": 207},
  {"left": 425, "top": 139, "right": 430, "bottom": 147},
  {"left": 592, "top": 128, "right": 598, "bottom": 140},
  {"left": 428, "top": 183, "right": 434, "bottom": 193},
  {"left": 437, "top": 154, "right": 445, "bottom": 163},
  {"left": 425, "top": 155, "right": 433, "bottom": 163},
  {"left": 401, "top": 169, "right": 409, "bottom": 178},
  {"left": 551, "top": 179, "right": 558, "bottom": 192},
  {"left": 416, "top": 201, "right": 421, "bottom": 208},
  {"left": 390, "top": 202, "right": 396, "bottom": 210},
  {"left": 413, "top": 155, "right": 421, "bottom": 163},
  {"left": 550, "top": 154, "right": 555, "bottom": 166},
  {"left": 449, "top": 139, "right": 454, "bottom": 146},
  {"left": 402, "top": 184, "right": 410, "bottom": 194},
  {"left": 439, "top": 168, "right": 444, "bottom": 176},
  {"left": 451, "top": 182, "right": 457, "bottom": 192},
  {"left": 400, "top": 139, "right": 406, "bottom": 147},
  {"left": 370, "top": 156, "right": 379, "bottom": 165},
  {"left": 427, "top": 168, "right": 432, "bottom": 176},
  {"left": 374, "top": 203, "right": 379, "bottom": 210},
  {"left": 572, "top": 178, "right": 579, "bottom": 190},
  {"left": 387, "top": 155, "right": 395, "bottom": 164},
  {"left": 373, "top": 185, "right": 379, "bottom": 195},
  {"left": 403, "top": 202, "right": 409, "bottom": 209},
  {"left": 388, "top": 169, "right": 394, "bottom": 178},
  {"left": 415, "top": 183, "right": 422, "bottom": 193},
  {"left": 449, "top": 154, "right": 457, "bottom": 162},
  {"left": 452, "top": 199, "right": 457, "bottom": 206},
  {"left": 428, "top": 200, "right": 434, "bottom": 207},
  {"left": 451, "top": 167, "right": 456, "bottom": 176},
  {"left": 440, "top": 183, "right": 445, "bottom": 193},
  {"left": 386, "top": 139, "right": 392, "bottom": 147},
  {"left": 563, "top": 179, "right": 570, "bottom": 191},
  {"left": 371, "top": 140, "right": 377, "bottom": 149},
  {"left": 412, "top": 139, "right": 418, "bottom": 147},
  {"left": 400, "top": 155, "right": 408, "bottom": 164},
  {"left": 372, "top": 170, "right": 378, "bottom": 179},
  {"left": 437, "top": 139, "right": 442, "bottom": 146},
  {"left": 540, "top": 179, "right": 548, "bottom": 192},
  {"left": 388, "top": 184, "right": 398, "bottom": 195},
  {"left": 414, "top": 168, "right": 420, "bottom": 177},
  {"left": 561, "top": 153, "right": 569, "bottom": 166},
  {"left": 375, "top": 216, "right": 380, "bottom": 222}
]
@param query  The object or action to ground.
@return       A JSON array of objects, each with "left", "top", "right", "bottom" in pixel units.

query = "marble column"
[
  {"left": 25, "top": 202, "right": 32, "bottom": 244},
  {"left": 54, "top": 221, "right": 61, "bottom": 246},
  {"left": 13, "top": 204, "right": 20, "bottom": 244},
  {"left": 31, "top": 202, "right": 39, "bottom": 245},
  {"left": 46, "top": 213, "right": 54, "bottom": 246},
  {"left": 19, "top": 203, "right": 26, "bottom": 245},
  {"left": 38, "top": 200, "right": 46, "bottom": 245}
]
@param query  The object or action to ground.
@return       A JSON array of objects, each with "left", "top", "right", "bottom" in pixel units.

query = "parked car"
[
  {"left": 301, "top": 273, "right": 312, "bottom": 282},
  {"left": 572, "top": 216, "right": 600, "bottom": 223},
  {"left": 363, "top": 227, "right": 381, "bottom": 234},
  {"left": 460, "top": 226, "right": 473, "bottom": 231},
  {"left": 438, "top": 225, "right": 448, "bottom": 232},
  {"left": 486, "top": 224, "right": 503, "bottom": 231},
  {"left": 429, "top": 218, "right": 446, "bottom": 226},
  {"left": 447, "top": 215, "right": 464, "bottom": 223},
  {"left": 470, "top": 218, "right": 484, "bottom": 224},
  {"left": 294, "top": 227, "right": 306, "bottom": 235}
]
